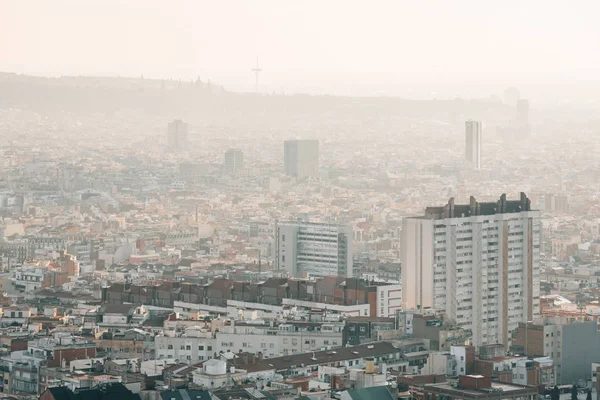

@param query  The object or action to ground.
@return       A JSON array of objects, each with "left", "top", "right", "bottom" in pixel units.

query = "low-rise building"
[
  {"left": 423, "top": 375, "right": 538, "bottom": 400},
  {"left": 343, "top": 316, "right": 398, "bottom": 346},
  {"left": 191, "top": 358, "right": 244, "bottom": 389},
  {"left": 155, "top": 326, "right": 216, "bottom": 363},
  {"left": 216, "top": 320, "right": 344, "bottom": 358}
]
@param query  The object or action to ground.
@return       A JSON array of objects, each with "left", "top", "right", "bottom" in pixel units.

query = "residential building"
[
  {"left": 223, "top": 148, "right": 244, "bottom": 175},
  {"left": 411, "top": 314, "right": 468, "bottom": 351},
  {"left": 592, "top": 362, "right": 600, "bottom": 394},
  {"left": 341, "top": 386, "right": 396, "bottom": 400},
  {"left": 512, "top": 318, "right": 600, "bottom": 384},
  {"left": 39, "top": 383, "right": 140, "bottom": 400},
  {"left": 423, "top": 375, "right": 538, "bottom": 400},
  {"left": 155, "top": 326, "right": 216, "bottom": 363},
  {"left": 191, "top": 358, "right": 244, "bottom": 389},
  {"left": 215, "top": 320, "right": 344, "bottom": 358},
  {"left": 275, "top": 220, "right": 353, "bottom": 278},
  {"left": 96, "top": 329, "right": 155, "bottom": 360},
  {"left": 233, "top": 341, "right": 404, "bottom": 381},
  {"left": 167, "top": 119, "right": 188, "bottom": 151},
  {"left": 343, "top": 317, "right": 398, "bottom": 346},
  {"left": 465, "top": 120, "right": 482, "bottom": 169},
  {"left": 401, "top": 193, "right": 541, "bottom": 349},
  {"left": 283, "top": 139, "right": 319, "bottom": 179}
]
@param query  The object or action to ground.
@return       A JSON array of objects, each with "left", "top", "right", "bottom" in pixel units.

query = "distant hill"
[{"left": 0, "top": 73, "right": 511, "bottom": 126}]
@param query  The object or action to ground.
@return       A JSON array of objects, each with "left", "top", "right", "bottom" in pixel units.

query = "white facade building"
[
  {"left": 376, "top": 283, "right": 402, "bottom": 318},
  {"left": 155, "top": 327, "right": 216, "bottom": 363},
  {"left": 465, "top": 120, "right": 482, "bottom": 169},
  {"left": 402, "top": 193, "right": 540, "bottom": 349},
  {"left": 275, "top": 220, "right": 353, "bottom": 278},
  {"left": 216, "top": 321, "right": 344, "bottom": 358}
]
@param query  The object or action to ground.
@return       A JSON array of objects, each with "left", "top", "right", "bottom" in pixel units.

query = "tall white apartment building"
[
  {"left": 465, "top": 120, "right": 482, "bottom": 169},
  {"left": 401, "top": 193, "right": 540, "bottom": 349},
  {"left": 275, "top": 220, "right": 353, "bottom": 278}
]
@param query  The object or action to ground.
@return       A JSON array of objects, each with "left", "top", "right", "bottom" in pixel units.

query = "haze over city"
[
  {"left": 2, "top": 1, "right": 600, "bottom": 100},
  {"left": 0, "top": 2, "right": 600, "bottom": 400}
]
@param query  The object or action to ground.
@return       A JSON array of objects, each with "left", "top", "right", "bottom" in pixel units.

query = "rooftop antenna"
[{"left": 251, "top": 56, "right": 262, "bottom": 93}]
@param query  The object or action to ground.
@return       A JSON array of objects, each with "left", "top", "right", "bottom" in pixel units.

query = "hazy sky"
[{"left": 1, "top": 1, "right": 599, "bottom": 93}]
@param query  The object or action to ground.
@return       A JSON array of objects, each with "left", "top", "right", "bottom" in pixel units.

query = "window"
[
  {"left": 168, "top": 345, "right": 173, "bottom": 350},
  {"left": 207, "top": 346, "right": 212, "bottom": 351},
  {"left": 186, "top": 345, "right": 191, "bottom": 350},
  {"left": 282, "top": 255, "right": 285, "bottom": 262},
  {"left": 199, "top": 345, "right": 204, "bottom": 350}
]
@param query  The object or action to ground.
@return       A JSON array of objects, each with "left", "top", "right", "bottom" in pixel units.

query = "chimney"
[{"left": 365, "top": 357, "right": 375, "bottom": 374}]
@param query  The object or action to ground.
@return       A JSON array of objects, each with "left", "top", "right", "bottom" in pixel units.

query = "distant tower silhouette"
[{"left": 251, "top": 56, "right": 262, "bottom": 93}]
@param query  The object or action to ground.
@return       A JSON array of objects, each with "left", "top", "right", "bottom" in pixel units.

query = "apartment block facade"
[{"left": 402, "top": 193, "right": 541, "bottom": 349}]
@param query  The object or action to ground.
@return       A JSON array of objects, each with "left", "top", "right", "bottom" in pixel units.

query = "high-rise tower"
[
  {"left": 401, "top": 193, "right": 541, "bottom": 349},
  {"left": 284, "top": 139, "right": 319, "bottom": 179},
  {"left": 167, "top": 120, "right": 189, "bottom": 151},
  {"left": 465, "top": 120, "right": 482, "bottom": 170},
  {"left": 275, "top": 220, "right": 352, "bottom": 278},
  {"left": 224, "top": 148, "right": 244, "bottom": 175}
]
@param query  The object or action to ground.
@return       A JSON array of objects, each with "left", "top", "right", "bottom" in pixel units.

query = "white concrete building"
[
  {"left": 191, "top": 358, "right": 244, "bottom": 389},
  {"left": 275, "top": 220, "right": 353, "bottom": 278},
  {"left": 375, "top": 283, "right": 402, "bottom": 318},
  {"left": 402, "top": 193, "right": 541, "bottom": 349},
  {"left": 155, "top": 326, "right": 216, "bottom": 363},
  {"left": 465, "top": 120, "right": 482, "bottom": 169},
  {"left": 216, "top": 320, "right": 344, "bottom": 358}
]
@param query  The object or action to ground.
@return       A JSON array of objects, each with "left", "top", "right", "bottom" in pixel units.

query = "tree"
[
  {"left": 550, "top": 385, "right": 559, "bottom": 400},
  {"left": 571, "top": 384, "right": 578, "bottom": 400}
]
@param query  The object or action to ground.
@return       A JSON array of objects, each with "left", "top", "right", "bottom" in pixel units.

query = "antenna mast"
[{"left": 251, "top": 56, "right": 263, "bottom": 93}]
